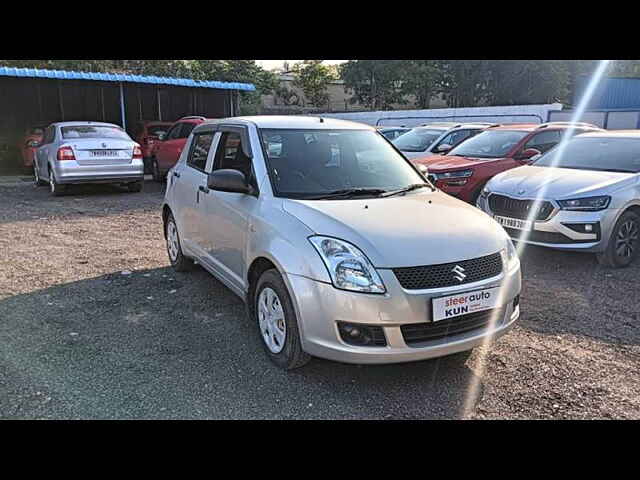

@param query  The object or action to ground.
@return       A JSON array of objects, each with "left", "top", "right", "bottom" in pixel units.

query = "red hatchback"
[
  {"left": 133, "top": 121, "right": 173, "bottom": 172},
  {"left": 150, "top": 116, "right": 207, "bottom": 181},
  {"left": 19, "top": 124, "right": 47, "bottom": 169},
  {"left": 413, "top": 122, "right": 603, "bottom": 203}
]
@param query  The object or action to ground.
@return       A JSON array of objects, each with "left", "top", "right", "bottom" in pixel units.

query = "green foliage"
[
  {"left": 400, "top": 60, "right": 444, "bottom": 109},
  {"left": 340, "top": 60, "right": 407, "bottom": 110},
  {"left": 291, "top": 60, "right": 337, "bottom": 107}
]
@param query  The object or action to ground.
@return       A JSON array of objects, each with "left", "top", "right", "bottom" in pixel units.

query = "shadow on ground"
[{"left": 0, "top": 266, "right": 483, "bottom": 419}]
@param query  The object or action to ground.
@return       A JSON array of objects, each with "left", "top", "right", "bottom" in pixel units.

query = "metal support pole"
[
  {"left": 101, "top": 87, "right": 105, "bottom": 121},
  {"left": 119, "top": 82, "right": 126, "bottom": 130},
  {"left": 229, "top": 90, "right": 234, "bottom": 116},
  {"left": 57, "top": 81, "right": 65, "bottom": 121},
  {"left": 157, "top": 88, "right": 162, "bottom": 121},
  {"left": 36, "top": 81, "right": 43, "bottom": 120}
]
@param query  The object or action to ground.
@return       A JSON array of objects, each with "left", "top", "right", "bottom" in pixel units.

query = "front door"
[{"left": 200, "top": 129, "right": 257, "bottom": 292}]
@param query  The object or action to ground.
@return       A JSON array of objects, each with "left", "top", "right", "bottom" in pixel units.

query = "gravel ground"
[{"left": 0, "top": 180, "right": 638, "bottom": 419}]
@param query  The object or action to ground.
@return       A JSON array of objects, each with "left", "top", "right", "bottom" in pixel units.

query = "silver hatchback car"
[
  {"left": 33, "top": 121, "right": 144, "bottom": 195},
  {"left": 162, "top": 116, "right": 521, "bottom": 369}
]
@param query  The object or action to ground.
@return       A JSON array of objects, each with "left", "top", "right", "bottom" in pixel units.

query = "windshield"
[
  {"left": 260, "top": 129, "right": 426, "bottom": 199},
  {"left": 61, "top": 125, "right": 130, "bottom": 140},
  {"left": 392, "top": 128, "right": 444, "bottom": 152},
  {"left": 448, "top": 130, "right": 529, "bottom": 158},
  {"left": 534, "top": 137, "right": 640, "bottom": 173}
]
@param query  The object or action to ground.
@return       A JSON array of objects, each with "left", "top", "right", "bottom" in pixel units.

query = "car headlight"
[
  {"left": 309, "top": 236, "right": 386, "bottom": 294},
  {"left": 439, "top": 169, "right": 473, "bottom": 179},
  {"left": 557, "top": 195, "right": 610, "bottom": 211},
  {"left": 500, "top": 237, "right": 519, "bottom": 270}
]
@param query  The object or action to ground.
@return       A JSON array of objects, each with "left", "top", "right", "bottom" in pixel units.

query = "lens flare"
[{"left": 461, "top": 60, "right": 611, "bottom": 418}]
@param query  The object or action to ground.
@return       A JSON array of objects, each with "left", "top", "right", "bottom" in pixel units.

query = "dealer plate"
[{"left": 432, "top": 286, "right": 501, "bottom": 322}]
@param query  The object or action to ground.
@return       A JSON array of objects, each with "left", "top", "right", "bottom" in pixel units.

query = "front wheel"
[
  {"left": 165, "top": 212, "right": 193, "bottom": 272},
  {"left": 255, "top": 269, "right": 310, "bottom": 370},
  {"left": 596, "top": 211, "right": 640, "bottom": 268}
]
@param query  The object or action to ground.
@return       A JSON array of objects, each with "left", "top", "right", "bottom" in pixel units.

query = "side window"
[
  {"left": 213, "top": 132, "right": 251, "bottom": 179},
  {"left": 167, "top": 123, "right": 183, "bottom": 140},
  {"left": 439, "top": 129, "right": 474, "bottom": 148},
  {"left": 180, "top": 123, "right": 195, "bottom": 139},
  {"left": 187, "top": 133, "right": 214, "bottom": 172},
  {"left": 523, "top": 130, "right": 562, "bottom": 154}
]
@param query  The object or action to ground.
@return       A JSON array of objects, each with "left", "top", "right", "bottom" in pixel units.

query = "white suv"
[{"left": 162, "top": 116, "right": 521, "bottom": 369}]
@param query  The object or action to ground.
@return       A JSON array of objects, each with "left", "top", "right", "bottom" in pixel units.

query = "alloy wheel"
[
  {"left": 166, "top": 220, "right": 180, "bottom": 262},
  {"left": 615, "top": 220, "right": 639, "bottom": 259},
  {"left": 257, "top": 287, "right": 286, "bottom": 354}
]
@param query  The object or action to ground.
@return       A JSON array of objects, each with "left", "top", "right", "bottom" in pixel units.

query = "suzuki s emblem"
[
  {"left": 452, "top": 265, "right": 467, "bottom": 282},
  {"left": 101, "top": 142, "right": 107, "bottom": 148}
]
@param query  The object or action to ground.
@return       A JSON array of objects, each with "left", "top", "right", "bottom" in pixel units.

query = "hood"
[
  {"left": 282, "top": 190, "right": 507, "bottom": 268},
  {"left": 413, "top": 154, "right": 505, "bottom": 171},
  {"left": 487, "top": 165, "right": 637, "bottom": 199}
]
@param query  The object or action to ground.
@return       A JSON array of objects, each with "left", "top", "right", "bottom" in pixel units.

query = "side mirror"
[
  {"left": 27, "top": 140, "right": 40, "bottom": 148},
  {"left": 207, "top": 169, "right": 250, "bottom": 194},
  {"left": 156, "top": 133, "right": 166, "bottom": 141},
  {"left": 436, "top": 143, "right": 452, "bottom": 154},
  {"left": 517, "top": 148, "right": 542, "bottom": 162}
]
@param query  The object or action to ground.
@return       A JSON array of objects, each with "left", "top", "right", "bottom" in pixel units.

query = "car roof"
[
  {"left": 202, "top": 115, "right": 375, "bottom": 131},
  {"left": 487, "top": 122, "right": 603, "bottom": 132},
  {"left": 573, "top": 130, "right": 640, "bottom": 138}
]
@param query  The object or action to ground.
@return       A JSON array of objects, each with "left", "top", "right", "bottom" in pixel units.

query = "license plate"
[
  {"left": 90, "top": 150, "right": 119, "bottom": 157},
  {"left": 432, "top": 286, "right": 501, "bottom": 322},
  {"left": 494, "top": 215, "right": 532, "bottom": 231}
]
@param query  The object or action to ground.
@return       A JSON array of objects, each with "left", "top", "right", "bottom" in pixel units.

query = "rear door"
[{"left": 156, "top": 122, "right": 185, "bottom": 170}]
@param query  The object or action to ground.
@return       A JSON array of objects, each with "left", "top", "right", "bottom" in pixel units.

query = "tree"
[
  {"left": 399, "top": 60, "right": 443, "bottom": 109},
  {"left": 438, "top": 60, "right": 491, "bottom": 108},
  {"left": 340, "top": 60, "right": 407, "bottom": 110},
  {"left": 484, "top": 60, "right": 569, "bottom": 106},
  {"left": 291, "top": 60, "right": 337, "bottom": 108}
]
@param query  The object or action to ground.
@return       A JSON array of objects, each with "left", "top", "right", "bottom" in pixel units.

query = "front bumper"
[
  {"left": 477, "top": 194, "right": 618, "bottom": 252},
  {"left": 285, "top": 261, "right": 521, "bottom": 364}
]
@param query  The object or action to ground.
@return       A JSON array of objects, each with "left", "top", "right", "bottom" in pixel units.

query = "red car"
[
  {"left": 133, "top": 121, "right": 173, "bottom": 172},
  {"left": 413, "top": 122, "right": 603, "bottom": 203},
  {"left": 19, "top": 124, "right": 47, "bottom": 168},
  {"left": 150, "top": 116, "right": 207, "bottom": 181}
]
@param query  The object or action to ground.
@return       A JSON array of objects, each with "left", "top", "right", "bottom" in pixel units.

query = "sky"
[{"left": 255, "top": 60, "right": 347, "bottom": 71}]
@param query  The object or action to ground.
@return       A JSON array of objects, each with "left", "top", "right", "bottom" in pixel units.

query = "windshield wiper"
[
  {"left": 381, "top": 183, "right": 432, "bottom": 197},
  {"left": 305, "top": 188, "right": 389, "bottom": 200}
]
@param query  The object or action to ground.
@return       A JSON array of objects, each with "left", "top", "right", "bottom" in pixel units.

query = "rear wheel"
[
  {"left": 48, "top": 168, "right": 65, "bottom": 196},
  {"left": 152, "top": 158, "right": 163, "bottom": 183},
  {"left": 254, "top": 269, "right": 310, "bottom": 370},
  {"left": 127, "top": 180, "right": 143, "bottom": 193},
  {"left": 597, "top": 211, "right": 640, "bottom": 268},
  {"left": 165, "top": 212, "right": 193, "bottom": 271}
]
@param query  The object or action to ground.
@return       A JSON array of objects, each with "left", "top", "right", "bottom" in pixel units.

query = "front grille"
[
  {"left": 488, "top": 194, "right": 554, "bottom": 221},
  {"left": 401, "top": 308, "right": 503, "bottom": 346},
  {"left": 393, "top": 252, "right": 503, "bottom": 290},
  {"left": 504, "top": 227, "right": 598, "bottom": 244}
]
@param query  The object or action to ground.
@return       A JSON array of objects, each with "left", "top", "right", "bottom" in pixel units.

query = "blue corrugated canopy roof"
[{"left": 0, "top": 66, "right": 256, "bottom": 91}]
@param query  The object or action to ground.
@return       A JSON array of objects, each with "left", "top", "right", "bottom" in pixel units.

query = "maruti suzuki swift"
[{"left": 162, "top": 116, "right": 521, "bottom": 370}]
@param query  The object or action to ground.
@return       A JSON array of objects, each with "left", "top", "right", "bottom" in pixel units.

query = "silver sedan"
[{"left": 33, "top": 121, "right": 144, "bottom": 195}]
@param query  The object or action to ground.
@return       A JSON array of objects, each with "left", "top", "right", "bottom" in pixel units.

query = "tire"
[
  {"left": 165, "top": 212, "right": 193, "bottom": 272},
  {"left": 254, "top": 269, "right": 311, "bottom": 370},
  {"left": 48, "top": 168, "right": 65, "bottom": 196},
  {"left": 596, "top": 211, "right": 640, "bottom": 268},
  {"left": 152, "top": 158, "right": 163, "bottom": 183},
  {"left": 127, "top": 180, "right": 143, "bottom": 193},
  {"left": 34, "top": 164, "right": 47, "bottom": 186}
]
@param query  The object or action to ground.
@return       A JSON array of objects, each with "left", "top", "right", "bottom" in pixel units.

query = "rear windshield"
[
  {"left": 61, "top": 125, "right": 130, "bottom": 140},
  {"left": 448, "top": 130, "right": 529, "bottom": 158},
  {"left": 392, "top": 128, "right": 444, "bottom": 152},
  {"left": 147, "top": 125, "right": 170, "bottom": 136}
]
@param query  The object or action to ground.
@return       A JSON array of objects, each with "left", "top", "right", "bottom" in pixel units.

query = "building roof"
[{"left": 0, "top": 66, "right": 256, "bottom": 91}]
